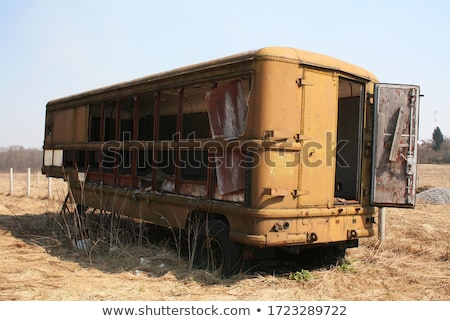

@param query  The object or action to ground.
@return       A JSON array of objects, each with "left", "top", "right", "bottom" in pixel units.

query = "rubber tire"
[{"left": 193, "top": 219, "right": 243, "bottom": 277}]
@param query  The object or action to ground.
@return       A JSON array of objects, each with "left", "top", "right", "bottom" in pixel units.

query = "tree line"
[
  {"left": 417, "top": 127, "right": 449, "bottom": 164},
  {"left": 417, "top": 138, "right": 450, "bottom": 164},
  {"left": 0, "top": 146, "right": 43, "bottom": 172}
]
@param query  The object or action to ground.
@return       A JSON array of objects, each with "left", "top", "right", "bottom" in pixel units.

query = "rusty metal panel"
[
  {"left": 214, "top": 149, "right": 246, "bottom": 195},
  {"left": 74, "top": 105, "right": 88, "bottom": 143},
  {"left": 371, "top": 84, "right": 420, "bottom": 207},
  {"left": 49, "top": 106, "right": 88, "bottom": 144},
  {"left": 53, "top": 108, "right": 73, "bottom": 143},
  {"left": 205, "top": 80, "right": 248, "bottom": 196},
  {"left": 205, "top": 79, "right": 248, "bottom": 140}
]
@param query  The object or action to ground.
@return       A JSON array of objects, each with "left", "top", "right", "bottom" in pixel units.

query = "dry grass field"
[{"left": 0, "top": 165, "right": 449, "bottom": 301}]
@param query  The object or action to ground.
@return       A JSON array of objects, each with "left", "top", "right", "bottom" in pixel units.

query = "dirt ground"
[{"left": 0, "top": 165, "right": 448, "bottom": 301}]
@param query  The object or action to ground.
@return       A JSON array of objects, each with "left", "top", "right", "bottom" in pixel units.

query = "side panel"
[
  {"left": 371, "top": 84, "right": 420, "bottom": 207},
  {"left": 250, "top": 59, "right": 301, "bottom": 209},
  {"left": 74, "top": 105, "right": 88, "bottom": 143},
  {"left": 46, "top": 106, "right": 88, "bottom": 144},
  {"left": 298, "top": 69, "right": 338, "bottom": 207}
]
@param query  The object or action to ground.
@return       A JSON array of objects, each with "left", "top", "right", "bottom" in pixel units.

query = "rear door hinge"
[
  {"left": 291, "top": 189, "right": 309, "bottom": 199},
  {"left": 296, "top": 78, "right": 311, "bottom": 87},
  {"left": 293, "top": 133, "right": 310, "bottom": 143}
]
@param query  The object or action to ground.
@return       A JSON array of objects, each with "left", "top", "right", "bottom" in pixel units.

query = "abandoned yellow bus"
[{"left": 42, "top": 47, "right": 420, "bottom": 276}]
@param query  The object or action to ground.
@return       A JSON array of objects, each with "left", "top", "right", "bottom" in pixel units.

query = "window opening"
[
  {"left": 104, "top": 102, "right": 116, "bottom": 141},
  {"left": 88, "top": 104, "right": 101, "bottom": 141}
]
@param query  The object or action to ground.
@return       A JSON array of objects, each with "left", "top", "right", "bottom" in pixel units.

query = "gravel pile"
[{"left": 416, "top": 187, "right": 450, "bottom": 204}]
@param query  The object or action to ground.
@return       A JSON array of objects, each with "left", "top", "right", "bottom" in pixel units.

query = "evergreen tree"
[{"left": 432, "top": 126, "right": 444, "bottom": 151}]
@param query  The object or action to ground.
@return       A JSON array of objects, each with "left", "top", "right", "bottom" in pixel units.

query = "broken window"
[
  {"left": 104, "top": 102, "right": 117, "bottom": 141},
  {"left": 138, "top": 92, "right": 154, "bottom": 141},
  {"left": 158, "top": 91, "right": 179, "bottom": 140},
  {"left": 88, "top": 104, "right": 101, "bottom": 141},
  {"left": 120, "top": 98, "right": 134, "bottom": 141}
]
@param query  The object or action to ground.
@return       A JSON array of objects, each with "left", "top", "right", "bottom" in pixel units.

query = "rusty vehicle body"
[{"left": 42, "top": 47, "right": 420, "bottom": 276}]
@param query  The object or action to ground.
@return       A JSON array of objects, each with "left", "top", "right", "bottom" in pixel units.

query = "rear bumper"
[{"left": 228, "top": 206, "right": 377, "bottom": 247}]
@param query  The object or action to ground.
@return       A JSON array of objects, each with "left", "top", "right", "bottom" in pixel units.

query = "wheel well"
[{"left": 187, "top": 210, "right": 243, "bottom": 277}]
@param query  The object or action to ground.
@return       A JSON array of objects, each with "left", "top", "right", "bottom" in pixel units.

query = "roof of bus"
[
  {"left": 47, "top": 46, "right": 378, "bottom": 106},
  {"left": 258, "top": 47, "right": 378, "bottom": 80}
]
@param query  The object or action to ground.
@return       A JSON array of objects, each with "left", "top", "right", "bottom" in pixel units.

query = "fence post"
[
  {"left": 9, "top": 168, "right": 13, "bottom": 195},
  {"left": 27, "top": 168, "right": 31, "bottom": 197},
  {"left": 48, "top": 177, "right": 53, "bottom": 200},
  {"left": 378, "top": 207, "right": 385, "bottom": 241}
]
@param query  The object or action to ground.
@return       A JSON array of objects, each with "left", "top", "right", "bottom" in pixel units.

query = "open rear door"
[{"left": 371, "top": 84, "right": 420, "bottom": 207}]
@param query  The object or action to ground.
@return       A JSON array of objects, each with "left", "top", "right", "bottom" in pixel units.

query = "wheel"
[{"left": 193, "top": 219, "right": 243, "bottom": 277}]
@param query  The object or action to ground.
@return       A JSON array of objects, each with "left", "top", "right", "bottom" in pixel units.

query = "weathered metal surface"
[
  {"left": 215, "top": 149, "right": 246, "bottom": 195},
  {"left": 160, "top": 176, "right": 244, "bottom": 202},
  {"left": 205, "top": 79, "right": 248, "bottom": 140},
  {"left": 46, "top": 106, "right": 88, "bottom": 144},
  {"left": 205, "top": 80, "right": 248, "bottom": 195},
  {"left": 44, "top": 47, "right": 414, "bottom": 251},
  {"left": 371, "top": 84, "right": 420, "bottom": 207}
]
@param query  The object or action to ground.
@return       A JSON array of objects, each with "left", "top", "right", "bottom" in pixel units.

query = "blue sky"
[{"left": 1, "top": 0, "right": 449, "bottom": 148}]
